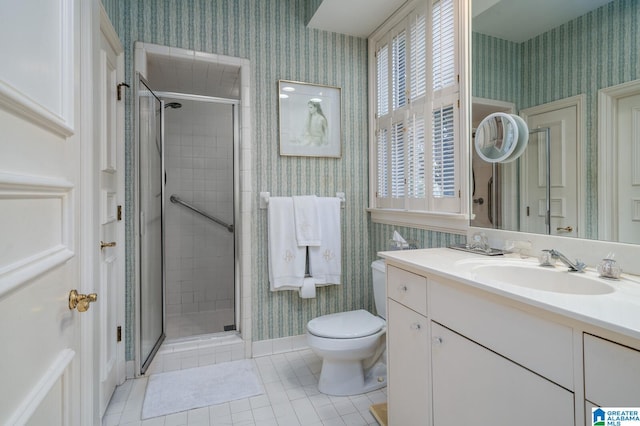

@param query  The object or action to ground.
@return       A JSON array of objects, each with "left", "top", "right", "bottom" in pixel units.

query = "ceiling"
[
  {"left": 473, "top": 0, "right": 614, "bottom": 43},
  {"left": 146, "top": 54, "right": 241, "bottom": 100},
  {"left": 307, "top": 0, "right": 408, "bottom": 38}
]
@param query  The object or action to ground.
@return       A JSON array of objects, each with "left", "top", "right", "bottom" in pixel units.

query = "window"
[{"left": 372, "top": 0, "right": 461, "bottom": 216}]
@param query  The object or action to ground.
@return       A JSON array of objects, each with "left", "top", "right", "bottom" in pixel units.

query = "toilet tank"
[{"left": 371, "top": 259, "right": 387, "bottom": 319}]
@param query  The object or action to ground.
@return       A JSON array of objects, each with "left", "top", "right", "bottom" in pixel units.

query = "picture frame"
[{"left": 278, "top": 80, "right": 342, "bottom": 158}]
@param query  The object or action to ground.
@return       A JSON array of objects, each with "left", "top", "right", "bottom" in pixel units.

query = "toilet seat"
[{"left": 307, "top": 309, "right": 385, "bottom": 339}]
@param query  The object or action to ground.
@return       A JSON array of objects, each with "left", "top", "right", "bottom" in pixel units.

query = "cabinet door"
[
  {"left": 584, "top": 333, "right": 640, "bottom": 406},
  {"left": 431, "top": 322, "right": 574, "bottom": 426},
  {"left": 388, "top": 299, "right": 430, "bottom": 426}
]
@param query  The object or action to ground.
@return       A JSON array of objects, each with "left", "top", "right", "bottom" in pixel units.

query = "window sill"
[{"left": 368, "top": 208, "right": 469, "bottom": 235}]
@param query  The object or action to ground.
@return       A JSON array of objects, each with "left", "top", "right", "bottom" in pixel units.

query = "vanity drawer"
[
  {"left": 430, "top": 280, "right": 574, "bottom": 390},
  {"left": 584, "top": 334, "right": 640, "bottom": 406},
  {"left": 387, "top": 265, "right": 427, "bottom": 315}
]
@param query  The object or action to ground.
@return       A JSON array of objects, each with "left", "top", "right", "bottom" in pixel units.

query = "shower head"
[{"left": 164, "top": 102, "right": 182, "bottom": 109}]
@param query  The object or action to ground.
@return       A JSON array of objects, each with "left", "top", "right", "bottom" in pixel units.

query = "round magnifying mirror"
[{"left": 474, "top": 112, "right": 519, "bottom": 163}]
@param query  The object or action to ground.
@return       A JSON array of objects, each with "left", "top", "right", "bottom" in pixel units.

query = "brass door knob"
[
  {"left": 69, "top": 290, "right": 98, "bottom": 312},
  {"left": 100, "top": 241, "right": 116, "bottom": 249}
]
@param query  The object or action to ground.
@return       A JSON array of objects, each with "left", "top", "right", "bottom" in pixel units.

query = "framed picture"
[{"left": 278, "top": 80, "right": 341, "bottom": 158}]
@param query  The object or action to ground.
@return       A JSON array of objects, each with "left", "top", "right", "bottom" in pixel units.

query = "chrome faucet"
[{"left": 548, "top": 249, "right": 586, "bottom": 272}]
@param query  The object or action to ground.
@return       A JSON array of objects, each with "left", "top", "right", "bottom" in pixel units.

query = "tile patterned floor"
[{"left": 102, "top": 349, "right": 386, "bottom": 426}]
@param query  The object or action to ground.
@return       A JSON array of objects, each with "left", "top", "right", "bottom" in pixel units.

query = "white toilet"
[{"left": 306, "top": 259, "right": 387, "bottom": 396}]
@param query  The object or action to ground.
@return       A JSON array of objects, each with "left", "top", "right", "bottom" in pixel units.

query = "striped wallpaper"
[
  {"left": 103, "top": 0, "right": 375, "bottom": 351},
  {"left": 473, "top": 0, "right": 640, "bottom": 239}
]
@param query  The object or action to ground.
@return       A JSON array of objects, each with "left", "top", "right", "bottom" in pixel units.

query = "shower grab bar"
[{"left": 169, "top": 195, "right": 234, "bottom": 233}]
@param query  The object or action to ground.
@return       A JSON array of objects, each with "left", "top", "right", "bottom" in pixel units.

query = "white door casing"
[
  {"left": 599, "top": 79, "right": 640, "bottom": 243},
  {"left": 0, "top": 0, "right": 97, "bottom": 424},
  {"left": 98, "top": 6, "right": 126, "bottom": 417},
  {"left": 521, "top": 95, "right": 586, "bottom": 237},
  {"left": 615, "top": 93, "right": 640, "bottom": 244}
]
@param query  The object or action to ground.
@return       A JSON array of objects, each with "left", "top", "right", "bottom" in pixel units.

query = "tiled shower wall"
[{"left": 163, "top": 98, "right": 235, "bottom": 338}]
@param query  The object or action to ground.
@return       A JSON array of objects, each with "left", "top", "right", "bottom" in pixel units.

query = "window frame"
[{"left": 367, "top": 0, "right": 470, "bottom": 234}]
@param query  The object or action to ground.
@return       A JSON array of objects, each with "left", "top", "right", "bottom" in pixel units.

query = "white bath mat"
[{"left": 141, "top": 359, "right": 263, "bottom": 419}]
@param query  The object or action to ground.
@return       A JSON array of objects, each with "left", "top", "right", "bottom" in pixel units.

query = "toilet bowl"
[{"left": 306, "top": 260, "right": 387, "bottom": 396}]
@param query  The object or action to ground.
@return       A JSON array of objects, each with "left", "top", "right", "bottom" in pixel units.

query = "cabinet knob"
[
  {"left": 398, "top": 284, "right": 408, "bottom": 293},
  {"left": 410, "top": 323, "right": 422, "bottom": 331},
  {"left": 433, "top": 337, "right": 443, "bottom": 345}
]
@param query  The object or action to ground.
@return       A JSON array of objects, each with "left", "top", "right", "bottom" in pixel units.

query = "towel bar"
[{"left": 259, "top": 192, "right": 345, "bottom": 209}]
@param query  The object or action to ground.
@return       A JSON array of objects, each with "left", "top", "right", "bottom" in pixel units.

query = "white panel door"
[
  {"left": 616, "top": 92, "right": 640, "bottom": 244},
  {"left": 0, "top": 0, "right": 89, "bottom": 424},
  {"left": 521, "top": 103, "right": 579, "bottom": 236},
  {"left": 98, "top": 13, "right": 125, "bottom": 417}
]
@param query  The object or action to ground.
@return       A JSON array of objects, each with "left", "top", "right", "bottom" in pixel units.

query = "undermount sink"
[{"left": 465, "top": 262, "right": 615, "bottom": 295}]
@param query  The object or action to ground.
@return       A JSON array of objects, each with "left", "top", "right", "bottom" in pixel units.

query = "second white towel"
[
  {"left": 292, "top": 195, "right": 321, "bottom": 246},
  {"left": 309, "top": 197, "right": 341, "bottom": 285}
]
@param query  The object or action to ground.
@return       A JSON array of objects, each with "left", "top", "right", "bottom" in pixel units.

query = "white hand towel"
[
  {"left": 292, "top": 195, "right": 321, "bottom": 246},
  {"left": 309, "top": 197, "right": 341, "bottom": 285},
  {"left": 268, "top": 197, "right": 306, "bottom": 290},
  {"left": 299, "top": 277, "right": 317, "bottom": 298}
]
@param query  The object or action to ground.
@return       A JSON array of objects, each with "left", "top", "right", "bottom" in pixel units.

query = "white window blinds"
[
  {"left": 432, "top": 0, "right": 456, "bottom": 92},
  {"left": 377, "top": 44, "right": 389, "bottom": 117},
  {"left": 377, "top": 128, "right": 389, "bottom": 198},
  {"left": 392, "top": 31, "right": 407, "bottom": 111},
  {"left": 410, "top": 14, "right": 427, "bottom": 100},
  {"left": 432, "top": 106, "right": 456, "bottom": 197},
  {"left": 391, "top": 121, "right": 405, "bottom": 199},
  {"left": 373, "top": 0, "right": 460, "bottom": 214},
  {"left": 407, "top": 114, "right": 426, "bottom": 199}
]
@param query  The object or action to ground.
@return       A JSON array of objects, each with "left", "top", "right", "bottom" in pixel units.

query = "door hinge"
[
  {"left": 458, "top": 189, "right": 461, "bottom": 198},
  {"left": 117, "top": 82, "right": 130, "bottom": 101},
  {"left": 457, "top": 99, "right": 460, "bottom": 108},
  {"left": 117, "top": 205, "right": 122, "bottom": 221},
  {"left": 117, "top": 326, "right": 122, "bottom": 342},
  {"left": 526, "top": 206, "right": 530, "bottom": 216},
  {"left": 457, "top": 74, "right": 460, "bottom": 83}
]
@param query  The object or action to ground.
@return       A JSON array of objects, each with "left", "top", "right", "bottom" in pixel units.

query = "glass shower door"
[{"left": 137, "top": 75, "right": 165, "bottom": 373}]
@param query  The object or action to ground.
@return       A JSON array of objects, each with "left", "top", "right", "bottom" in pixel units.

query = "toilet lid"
[{"left": 307, "top": 310, "right": 385, "bottom": 339}]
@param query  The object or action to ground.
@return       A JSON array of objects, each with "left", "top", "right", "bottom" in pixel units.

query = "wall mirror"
[{"left": 470, "top": 0, "right": 640, "bottom": 244}]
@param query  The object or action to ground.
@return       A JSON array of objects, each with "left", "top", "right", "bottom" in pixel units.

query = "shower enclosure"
[
  {"left": 162, "top": 95, "right": 237, "bottom": 339},
  {"left": 136, "top": 75, "right": 238, "bottom": 373}
]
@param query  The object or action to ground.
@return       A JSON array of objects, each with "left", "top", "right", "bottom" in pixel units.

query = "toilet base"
[{"left": 318, "top": 360, "right": 387, "bottom": 396}]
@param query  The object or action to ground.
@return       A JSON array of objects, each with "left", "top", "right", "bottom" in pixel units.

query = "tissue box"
[{"left": 388, "top": 239, "right": 419, "bottom": 251}]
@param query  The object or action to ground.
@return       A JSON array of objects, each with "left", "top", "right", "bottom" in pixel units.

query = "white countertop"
[{"left": 379, "top": 247, "right": 640, "bottom": 341}]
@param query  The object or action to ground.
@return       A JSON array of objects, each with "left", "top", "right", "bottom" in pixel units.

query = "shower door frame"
[
  {"left": 157, "top": 91, "right": 241, "bottom": 337},
  {"left": 134, "top": 74, "right": 166, "bottom": 375}
]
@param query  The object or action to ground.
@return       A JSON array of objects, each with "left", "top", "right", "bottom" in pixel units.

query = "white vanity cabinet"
[
  {"left": 386, "top": 265, "right": 429, "bottom": 426},
  {"left": 382, "top": 249, "right": 640, "bottom": 426}
]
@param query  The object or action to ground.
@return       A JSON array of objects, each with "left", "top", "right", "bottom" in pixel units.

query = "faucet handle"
[
  {"left": 538, "top": 249, "right": 556, "bottom": 266},
  {"left": 597, "top": 258, "right": 622, "bottom": 279}
]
